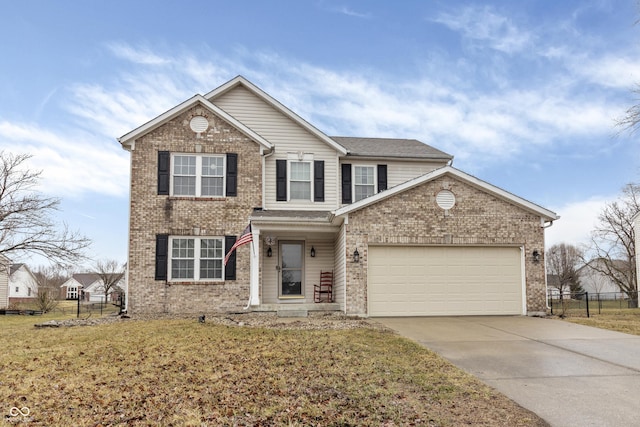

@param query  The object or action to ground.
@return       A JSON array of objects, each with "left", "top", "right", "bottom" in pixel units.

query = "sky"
[{"left": 1, "top": 0, "right": 639, "bottom": 268}]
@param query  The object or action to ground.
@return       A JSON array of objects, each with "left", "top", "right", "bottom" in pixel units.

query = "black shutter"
[
  {"left": 225, "top": 235, "right": 237, "bottom": 280},
  {"left": 276, "top": 159, "right": 287, "bottom": 201},
  {"left": 341, "top": 163, "right": 352, "bottom": 204},
  {"left": 314, "top": 160, "right": 324, "bottom": 202},
  {"left": 226, "top": 153, "right": 238, "bottom": 197},
  {"left": 155, "top": 234, "right": 169, "bottom": 280},
  {"left": 377, "top": 164, "right": 387, "bottom": 192},
  {"left": 158, "top": 151, "right": 170, "bottom": 195}
]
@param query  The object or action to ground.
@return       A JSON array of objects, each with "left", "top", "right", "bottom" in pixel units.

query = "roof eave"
[
  {"left": 334, "top": 166, "right": 559, "bottom": 222},
  {"left": 117, "top": 94, "right": 273, "bottom": 150}
]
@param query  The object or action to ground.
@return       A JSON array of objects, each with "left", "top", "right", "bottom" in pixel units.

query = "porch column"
[{"left": 249, "top": 229, "right": 260, "bottom": 306}]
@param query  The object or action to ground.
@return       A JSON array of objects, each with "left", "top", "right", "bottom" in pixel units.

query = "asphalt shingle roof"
[{"left": 331, "top": 136, "right": 453, "bottom": 160}]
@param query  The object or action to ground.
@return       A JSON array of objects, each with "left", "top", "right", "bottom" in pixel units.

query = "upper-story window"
[
  {"left": 170, "top": 236, "right": 224, "bottom": 281},
  {"left": 341, "top": 163, "right": 386, "bottom": 204},
  {"left": 290, "top": 161, "right": 311, "bottom": 200},
  {"left": 276, "top": 158, "right": 325, "bottom": 203},
  {"left": 354, "top": 166, "right": 375, "bottom": 202},
  {"left": 172, "top": 154, "right": 225, "bottom": 197}
]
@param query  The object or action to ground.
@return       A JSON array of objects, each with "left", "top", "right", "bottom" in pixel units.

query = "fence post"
[{"left": 585, "top": 292, "right": 589, "bottom": 318}]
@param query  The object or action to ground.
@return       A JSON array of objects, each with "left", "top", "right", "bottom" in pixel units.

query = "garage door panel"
[{"left": 368, "top": 246, "right": 523, "bottom": 316}]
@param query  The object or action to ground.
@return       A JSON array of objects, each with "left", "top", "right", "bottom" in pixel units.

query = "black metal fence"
[{"left": 547, "top": 291, "right": 640, "bottom": 318}]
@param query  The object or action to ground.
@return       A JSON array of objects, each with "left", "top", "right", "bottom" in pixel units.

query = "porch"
[{"left": 251, "top": 302, "right": 341, "bottom": 318}]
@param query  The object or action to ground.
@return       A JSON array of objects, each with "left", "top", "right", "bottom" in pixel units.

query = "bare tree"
[
  {"left": 31, "top": 264, "right": 72, "bottom": 312},
  {"left": 587, "top": 183, "right": 639, "bottom": 305},
  {"left": 93, "top": 259, "right": 125, "bottom": 302},
  {"left": 617, "top": 85, "right": 640, "bottom": 134},
  {"left": 546, "top": 243, "right": 583, "bottom": 317},
  {"left": 0, "top": 152, "right": 91, "bottom": 265}
]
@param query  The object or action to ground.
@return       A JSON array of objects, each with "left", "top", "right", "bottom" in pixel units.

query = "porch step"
[
  {"left": 253, "top": 303, "right": 341, "bottom": 313},
  {"left": 277, "top": 309, "right": 308, "bottom": 318}
]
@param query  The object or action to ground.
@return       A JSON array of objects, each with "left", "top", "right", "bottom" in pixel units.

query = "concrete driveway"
[{"left": 375, "top": 316, "right": 640, "bottom": 427}]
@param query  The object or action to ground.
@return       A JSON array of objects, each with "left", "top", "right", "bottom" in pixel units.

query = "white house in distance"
[
  {"left": 578, "top": 259, "right": 623, "bottom": 299},
  {"left": 8, "top": 264, "right": 39, "bottom": 305},
  {"left": 0, "top": 255, "right": 9, "bottom": 309},
  {"left": 60, "top": 273, "right": 125, "bottom": 303}
]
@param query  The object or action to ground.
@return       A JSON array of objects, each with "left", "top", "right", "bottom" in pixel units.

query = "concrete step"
[{"left": 277, "top": 309, "right": 308, "bottom": 318}]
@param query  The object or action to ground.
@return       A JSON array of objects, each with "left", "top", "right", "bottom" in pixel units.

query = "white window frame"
[
  {"left": 353, "top": 165, "right": 376, "bottom": 202},
  {"left": 67, "top": 286, "right": 78, "bottom": 300},
  {"left": 288, "top": 160, "right": 312, "bottom": 201},
  {"left": 170, "top": 154, "right": 226, "bottom": 197},
  {"left": 168, "top": 236, "right": 225, "bottom": 282}
]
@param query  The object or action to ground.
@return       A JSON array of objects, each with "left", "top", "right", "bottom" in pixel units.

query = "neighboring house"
[
  {"left": 8, "top": 264, "right": 38, "bottom": 305},
  {"left": 118, "top": 76, "right": 558, "bottom": 317},
  {"left": 60, "top": 274, "right": 123, "bottom": 302},
  {"left": 579, "top": 259, "right": 629, "bottom": 299},
  {"left": 546, "top": 275, "right": 571, "bottom": 299},
  {"left": 0, "top": 255, "right": 9, "bottom": 309}
]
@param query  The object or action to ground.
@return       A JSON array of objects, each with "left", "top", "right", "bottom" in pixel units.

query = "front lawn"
[
  {"left": 0, "top": 314, "right": 547, "bottom": 426},
  {"left": 563, "top": 309, "right": 640, "bottom": 336}
]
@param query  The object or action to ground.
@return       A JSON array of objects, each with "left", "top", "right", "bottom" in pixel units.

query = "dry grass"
[
  {"left": 563, "top": 309, "right": 640, "bottom": 336},
  {"left": 0, "top": 314, "right": 547, "bottom": 426}
]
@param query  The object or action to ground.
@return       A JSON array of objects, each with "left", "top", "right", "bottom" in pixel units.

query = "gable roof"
[
  {"left": 10, "top": 264, "right": 24, "bottom": 275},
  {"left": 117, "top": 94, "right": 273, "bottom": 151},
  {"left": 331, "top": 136, "right": 453, "bottom": 161},
  {"left": 334, "top": 165, "right": 559, "bottom": 222},
  {"left": 206, "top": 76, "right": 348, "bottom": 155}
]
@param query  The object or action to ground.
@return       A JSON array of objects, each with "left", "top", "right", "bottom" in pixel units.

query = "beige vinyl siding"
[
  {"left": 342, "top": 159, "right": 444, "bottom": 188},
  {"left": 305, "top": 240, "right": 335, "bottom": 302},
  {"left": 261, "top": 240, "right": 279, "bottom": 304},
  {"left": 213, "top": 86, "right": 340, "bottom": 210},
  {"left": 386, "top": 160, "right": 446, "bottom": 187}
]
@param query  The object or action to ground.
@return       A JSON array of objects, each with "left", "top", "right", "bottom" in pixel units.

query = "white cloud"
[
  {"left": 335, "top": 6, "right": 371, "bottom": 19},
  {"left": 2, "top": 40, "right": 627, "bottom": 202},
  {"left": 433, "top": 5, "right": 532, "bottom": 54},
  {"left": 574, "top": 55, "right": 640, "bottom": 90},
  {"left": 0, "top": 121, "right": 129, "bottom": 198},
  {"left": 545, "top": 196, "right": 611, "bottom": 248},
  {"left": 106, "top": 42, "right": 172, "bottom": 65}
]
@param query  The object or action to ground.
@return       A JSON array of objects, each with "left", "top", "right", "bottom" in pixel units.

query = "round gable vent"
[
  {"left": 189, "top": 116, "right": 209, "bottom": 133},
  {"left": 436, "top": 189, "right": 456, "bottom": 210}
]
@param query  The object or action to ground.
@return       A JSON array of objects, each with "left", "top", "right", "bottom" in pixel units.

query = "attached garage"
[{"left": 368, "top": 246, "right": 524, "bottom": 317}]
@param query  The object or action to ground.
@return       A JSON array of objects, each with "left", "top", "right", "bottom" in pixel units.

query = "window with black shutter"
[
  {"left": 276, "top": 159, "right": 287, "bottom": 201},
  {"left": 224, "top": 235, "right": 237, "bottom": 280},
  {"left": 377, "top": 164, "right": 387, "bottom": 192},
  {"left": 158, "top": 151, "right": 170, "bottom": 195},
  {"left": 155, "top": 234, "right": 169, "bottom": 280},
  {"left": 314, "top": 160, "right": 324, "bottom": 202},
  {"left": 226, "top": 153, "right": 237, "bottom": 197},
  {"left": 341, "top": 163, "right": 352, "bottom": 204}
]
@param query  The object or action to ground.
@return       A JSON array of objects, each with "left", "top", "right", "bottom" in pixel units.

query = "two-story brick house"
[{"left": 118, "top": 76, "right": 558, "bottom": 317}]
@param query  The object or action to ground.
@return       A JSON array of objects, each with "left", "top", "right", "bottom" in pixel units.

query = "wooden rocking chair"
[{"left": 314, "top": 271, "right": 333, "bottom": 303}]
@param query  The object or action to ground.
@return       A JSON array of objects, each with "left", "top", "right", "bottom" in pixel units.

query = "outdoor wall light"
[
  {"left": 310, "top": 246, "right": 316, "bottom": 257},
  {"left": 353, "top": 248, "right": 360, "bottom": 263},
  {"left": 532, "top": 250, "right": 540, "bottom": 263},
  {"left": 267, "top": 247, "right": 272, "bottom": 257}
]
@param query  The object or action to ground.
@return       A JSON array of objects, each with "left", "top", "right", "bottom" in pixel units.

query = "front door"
[{"left": 280, "top": 241, "right": 304, "bottom": 297}]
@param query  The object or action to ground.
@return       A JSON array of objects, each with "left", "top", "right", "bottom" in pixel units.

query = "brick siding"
[
  {"left": 127, "top": 104, "right": 261, "bottom": 314},
  {"left": 343, "top": 175, "right": 547, "bottom": 316}
]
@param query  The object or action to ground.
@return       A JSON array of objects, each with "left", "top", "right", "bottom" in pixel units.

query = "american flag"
[{"left": 224, "top": 224, "right": 253, "bottom": 265}]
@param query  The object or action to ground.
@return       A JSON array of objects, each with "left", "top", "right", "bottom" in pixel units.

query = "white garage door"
[{"left": 368, "top": 246, "right": 524, "bottom": 316}]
